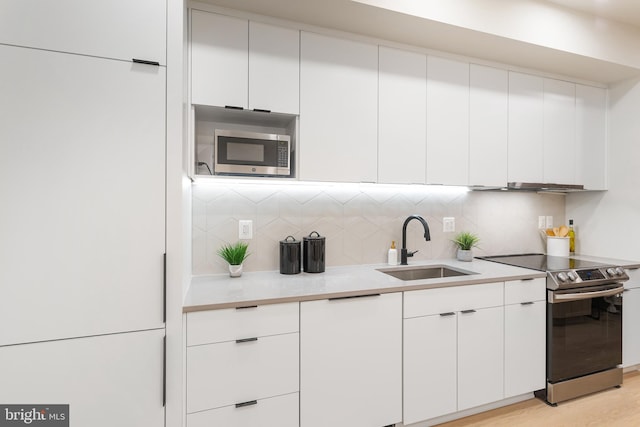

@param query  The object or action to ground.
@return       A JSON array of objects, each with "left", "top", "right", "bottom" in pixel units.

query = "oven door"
[{"left": 547, "top": 283, "right": 623, "bottom": 384}]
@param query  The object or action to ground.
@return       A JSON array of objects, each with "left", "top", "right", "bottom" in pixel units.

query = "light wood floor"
[{"left": 437, "top": 371, "right": 640, "bottom": 427}]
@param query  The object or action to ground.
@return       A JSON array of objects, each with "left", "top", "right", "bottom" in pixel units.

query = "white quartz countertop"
[{"left": 183, "top": 258, "right": 547, "bottom": 312}]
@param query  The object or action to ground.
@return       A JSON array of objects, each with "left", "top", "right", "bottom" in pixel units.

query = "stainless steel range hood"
[{"left": 506, "top": 182, "right": 585, "bottom": 192}]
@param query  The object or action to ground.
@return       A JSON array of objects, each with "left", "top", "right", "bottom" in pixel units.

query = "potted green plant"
[
  {"left": 217, "top": 241, "right": 250, "bottom": 277},
  {"left": 452, "top": 231, "right": 480, "bottom": 262}
]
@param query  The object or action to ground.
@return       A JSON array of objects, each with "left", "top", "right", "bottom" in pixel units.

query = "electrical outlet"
[
  {"left": 546, "top": 216, "right": 554, "bottom": 229},
  {"left": 538, "top": 216, "right": 546, "bottom": 229},
  {"left": 238, "top": 220, "right": 253, "bottom": 239},
  {"left": 443, "top": 217, "right": 455, "bottom": 233}
]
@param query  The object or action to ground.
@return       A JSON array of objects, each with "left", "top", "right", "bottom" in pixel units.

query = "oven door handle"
[{"left": 550, "top": 285, "right": 625, "bottom": 303}]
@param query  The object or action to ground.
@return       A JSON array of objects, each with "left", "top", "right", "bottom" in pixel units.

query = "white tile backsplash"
[{"left": 192, "top": 182, "right": 565, "bottom": 274}]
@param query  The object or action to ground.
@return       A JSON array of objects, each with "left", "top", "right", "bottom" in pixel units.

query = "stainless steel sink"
[{"left": 377, "top": 265, "right": 476, "bottom": 281}]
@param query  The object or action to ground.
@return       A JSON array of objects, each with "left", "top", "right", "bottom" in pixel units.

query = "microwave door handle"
[{"left": 551, "top": 285, "right": 625, "bottom": 303}]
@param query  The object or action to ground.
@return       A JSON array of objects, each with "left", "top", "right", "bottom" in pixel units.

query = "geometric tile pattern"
[{"left": 192, "top": 181, "right": 565, "bottom": 275}]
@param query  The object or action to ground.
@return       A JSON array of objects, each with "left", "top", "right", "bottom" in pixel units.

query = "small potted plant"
[
  {"left": 452, "top": 231, "right": 480, "bottom": 262},
  {"left": 217, "top": 241, "right": 250, "bottom": 277}
]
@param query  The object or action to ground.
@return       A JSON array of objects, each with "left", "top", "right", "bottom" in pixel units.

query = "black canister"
[
  {"left": 303, "top": 231, "right": 325, "bottom": 273},
  {"left": 279, "top": 235, "right": 301, "bottom": 275}
]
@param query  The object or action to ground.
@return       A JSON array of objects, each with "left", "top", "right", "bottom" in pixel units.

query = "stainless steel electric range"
[{"left": 479, "top": 253, "right": 629, "bottom": 405}]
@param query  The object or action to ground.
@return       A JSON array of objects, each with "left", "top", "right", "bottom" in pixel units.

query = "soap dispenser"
[{"left": 388, "top": 241, "right": 398, "bottom": 266}]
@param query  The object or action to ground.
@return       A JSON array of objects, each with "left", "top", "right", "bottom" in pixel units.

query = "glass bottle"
[{"left": 568, "top": 219, "right": 576, "bottom": 253}]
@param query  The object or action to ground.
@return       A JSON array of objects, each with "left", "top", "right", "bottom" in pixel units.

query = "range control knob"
[
  {"left": 557, "top": 272, "right": 569, "bottom": 282},
  {"left": 567, "top": 271, "right": 578, "bottom": 281},
  {"left": 616, "top": 267, "right": 625, "bottom": 276},
  {"left": 606, "top": 268, "right": 617, "bottom": 277}
]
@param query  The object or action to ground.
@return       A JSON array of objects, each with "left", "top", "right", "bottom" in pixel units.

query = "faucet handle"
[{"left": 407, "top": 250, "right": 418, "bottom": 257}]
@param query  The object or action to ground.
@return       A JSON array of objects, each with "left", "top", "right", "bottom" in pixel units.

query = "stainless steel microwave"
[{"left": 214, "top": 129, "right": 291, "bottom": 177}]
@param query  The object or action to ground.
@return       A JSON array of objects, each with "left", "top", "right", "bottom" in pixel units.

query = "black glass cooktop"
[{"left": 477, "top": 253, "right": 611, "bottom": 272}]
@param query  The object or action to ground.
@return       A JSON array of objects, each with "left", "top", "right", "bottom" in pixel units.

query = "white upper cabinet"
[
  {"left": 576, "top": 84, "right": 607, "bottom": 190},
  {"left": 544, "top": 78, "right": 576, "bottom": 184},
  {"left": 427, "top": 56, "right": 470, "bottom": 185},
  {"left": 299, "top": 31, "right": 378, "bottom": 183},
  {"left": 0, "top": 45, "right": 166, "bottom": 345},
  {"left": 0, "top": 0, "right": 166, "bottom": 64},
  {"left": 191, "top": 10, "right": 248, "bottom": 109},
  {"left": 191, "top": 10, "right": 300, "bottom": 114},
  {"left": 508, "top": 72, "right": 544, "bottom": 183},
  {"left": 249, "top": 21, "right": 300, "bottom": 114},
  {"left": 469, "top": 64, "right": 508, "bottom": 187},
  {"left": 378, "top": 46, "right": 427, "bottom": 184}
]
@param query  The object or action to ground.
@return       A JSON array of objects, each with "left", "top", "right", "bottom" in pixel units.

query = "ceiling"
[
  {"left": 545, "top": 0, "right": 640, "bottom": 28},
  {"left": 198, "top": 0, "right": 640, "bottom": 84}
]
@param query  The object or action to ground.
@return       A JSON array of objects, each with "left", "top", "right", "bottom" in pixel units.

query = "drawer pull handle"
[
  {"left": 461, "top": 309, "right": 476, "bottom": 314},
  {"left": 253, "top": 108, "right": 271, "bottom": 113},
  {"left": 235, "top": 400, "right": 257, "bottom": 408},
  {"left": 521, "top": 301, "right": 534, "bottom": 305},
  {"left": 439, "top": 312, "right": 456, "bottom": 317},
  {"left": 236, "top": 305, "right": 258, "bottom": 310},
  {"left": 329, "top": 293, "right": 380, "bottom": 301},
  {"left": 521, "top": 277, "right": 535, "bottom": 281},
  {"left": 132, "top": 58, "right": 160, "bottom": 66},
  {"left": 236, "top": 337, "right": 258, "bottom": 344},
  {"left": 225, "top": 105, "right": 244, "bottom": 110}
]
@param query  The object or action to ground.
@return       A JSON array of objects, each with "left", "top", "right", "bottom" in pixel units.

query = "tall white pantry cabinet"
[{"left": 0, "top": 1, "right": 167, "bottom": 426}]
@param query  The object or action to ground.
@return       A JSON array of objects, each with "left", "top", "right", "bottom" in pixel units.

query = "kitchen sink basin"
[{"left": 377, "top": 265, "right": 476, "bottom": 281}]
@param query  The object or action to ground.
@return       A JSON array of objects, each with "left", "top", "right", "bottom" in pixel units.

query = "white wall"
[
  {"left": 567, "top": 77, "right": 640, "bottom": 261},
  {"left": 193, "top": 182, "right": 565, "bottom": 274}
]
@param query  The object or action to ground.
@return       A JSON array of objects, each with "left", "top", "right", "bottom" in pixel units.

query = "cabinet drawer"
[
  {"left": 626, "top": 268, "right": 640, "bottom": 289},
  {"left": 504, "top": 278, "right": 546, "bottom": 304},
  {"left": 187, "top": 392, "right": 299, "bottom": 427},
  {"left": 404, "top": 282, "right": 503, "bottom": 318},
  {"left": 187, "top": 332, "right": 299, "bottom": 413},
  {"left": 186, "top": 302, "right": 299, "bottom": 346}
]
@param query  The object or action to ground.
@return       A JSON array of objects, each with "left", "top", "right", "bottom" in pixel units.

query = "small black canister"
[
  {"left": 279, "top": 235, "right": 301, "bottom": 275},
  {"left": 303, "top": 231, "right": 325, "bottom": 273}
]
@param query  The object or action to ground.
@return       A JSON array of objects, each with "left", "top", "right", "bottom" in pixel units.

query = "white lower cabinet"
[
  {"left": 185, "top": 302, "right": 300, "bottom": 426},
  {"left": 0, "top": 329, "right": 165, "bottom": 427},
  {"left": 504, "top": 278, "right": 546, "bottom": 397},
  {"left": 300, "top": 293, "right": 402, "bottom": 427},
  {"left": 623, "top": 269, "right": 640, "bottom": 367},
  {"left": 403, "top": 282, "right": 504, "bottom": 423}
]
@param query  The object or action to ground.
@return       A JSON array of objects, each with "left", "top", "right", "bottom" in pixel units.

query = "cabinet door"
[
  {"left": 544, "top": 79, "right": 576, "bottom": 184},
  {"left": 458, "top": 306, "right": 504, "bottom": 410},
  {"left": 0, "top": 329, "right": 165, "bottom": 427},
  {"left": 403, "top": 314, "right": 457, "bottom": 424},
  {"left": 469, "top": 64, "right": 508, "bottom": 187},
  {"left": 0, "top": 0, "right": 166, "bottom": 64},
  {"left": 300, "top": 32, "right": 378, "bottom": 183},
  {"left": 426, "top": 56, "right": 469, "bottom": 185},
  {"left": 249, "top": 21, "right": 300, "bottom": 114},
  {"left": 508, "top": 72, "right": 544, "bottom": 183},
  {"left": 0, "top": 45, "right": 165, "bottom": 345},
  {"left": 378, "top": 46, "right": 427, "bottom": 184},
  {"left": 576, "top": 84, "right": 607, "bottom": 190},
  {"left": 505, "top": 301, "right": 546, "bottom": 396},
  {"left": 191, "top": 10, "right": 248, "bottom": 108},
  {"left": 300, "top": 293, "right": 402, "bottom": 427},
  {"left": 623, "top": 287, "right": 640, "bottom": 367}
]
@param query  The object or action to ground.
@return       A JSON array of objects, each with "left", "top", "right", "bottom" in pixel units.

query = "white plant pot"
[
  {"left": 457, "top": 249, "right": 473, "bottom": 262},
  {"left": 229, "top": 264, "right": 243, "bottom": 277}
]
